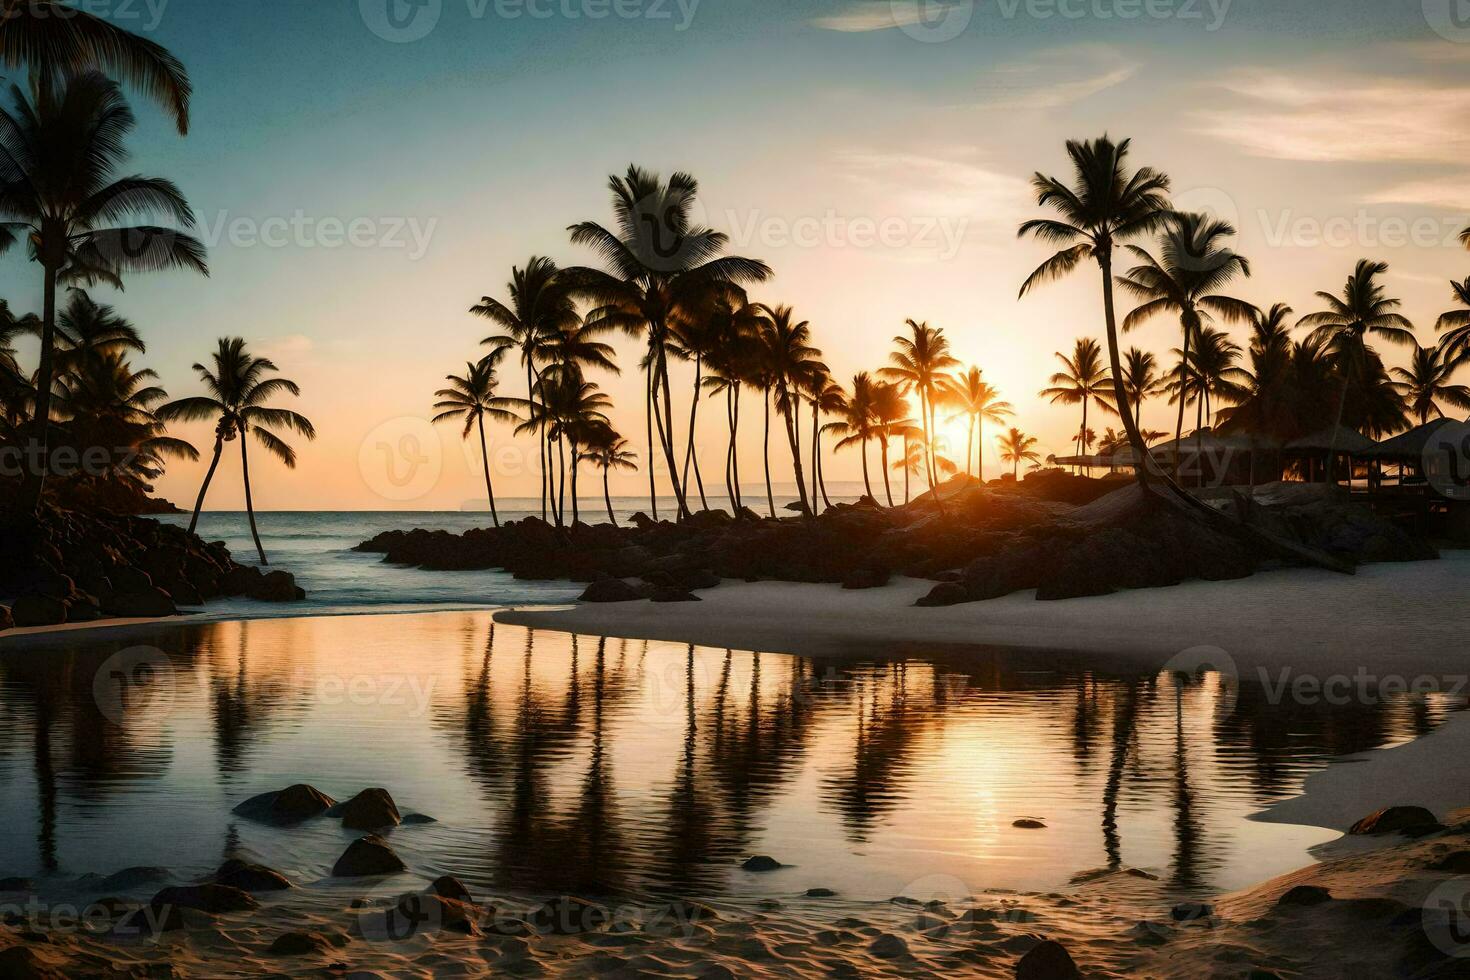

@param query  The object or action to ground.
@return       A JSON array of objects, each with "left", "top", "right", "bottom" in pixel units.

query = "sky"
[{"left": 5, "top": 0, "right": 1470, "bottom": 510}]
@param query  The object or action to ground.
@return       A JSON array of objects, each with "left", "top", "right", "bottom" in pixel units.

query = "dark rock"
[
  {"left": 915, "top": 582, "right": 968, "bottom": 607},
  {"left": 0, "top": 946, "right": 68, "bottom": 980},
  {"left": 329, "top": 788, "right": 402, "bottom": 831},
  {"left": 1349, "top": 806, "right": 1442, "bottom": 836},
  {"left": 530, "top": 896, "right": 610, "bottom": 934},
  {"left": 429, "top": 876, "right": 473, "bottom": 903},
  {"left": 869, "top": 933, "right": 909, "bottom": 958},
  {"left": 232, "top": 784, "right": 336, "bottom": 826},
  {"left": 103, "top": 587, "right": 177, "bottom": 618},
  {"left": 1276, "top": 885, "right": 1331, "bottom": 907},
  {"left": 650, "top": 587, "right": 700, "bottom": 603},
  {"left": 1012, "top": 819, "right": 1047, "bottom": 830},
  {"left": 1429, "top": 851, "right": 1470, "bottom": 873},
  {"left": 401, "top": 812, "right": 437, "bottom": 825},
  {"left": 11, "top": 595, "right": 67, "bottom": 628},
  {"left": 841, "top": 568, "right": 889, "bottom": 590},
  {"left": 30, "top": 570, "right": 74, "bottom": 599},
  {"left": 1015, "top": 939, "right": 1081, "bottom": 979},
  {"left": 678, "top": 568, "right": 722, "bottom": 591},
  {"left": 1170, "top": 902, "right": 1214, "bottom": 922},
  {"left": 0, "top": 606, "right": 11, "bottom": 631},
  {"left": 250, "top": 569, "right": 304, "bottom": 602},
  {"left": 110, "top": 566, "right": 153, "bottom": 594},
  {"left": 213, "top": 859, "right": 291, "bottom": 892},
  {"left": 268, "top": 931, "right": 334, "bottom": 956},
  {"left": 331, "top": 835, "right": 406, "bottom": 877},
  {"left": 150, "top": 883, "right": 258, "bottom": 914},
  {"left": 64, "top": 597, "right": 102, "bottom": 622},
  {"left": 219, "top": 565, "right": 264, "bottom": 596},
  {"left": 805, "top": 888, "right": 838, "bottom": 898},
  {"left": 579, "top": 578, "right": 643, "bottom": 603},
  {"left": 0, "top": 877, "right": 35, "bottom": 891},
  {"left": 741, "top": 855, "right": 783, "bottom": 872},
  {"left": 95, "top": 866, "right": 170, "bottom": 892}
]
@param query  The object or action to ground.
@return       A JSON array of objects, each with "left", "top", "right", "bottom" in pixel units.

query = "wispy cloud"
[
  {"left": 1368, "top": 177, "right": 1470, "bottom": 212},
  {"left": 1193, "top": 71, "right": 1470, "bottom": 165},
  {"left": 259, "top": 334, "right": 315, "bottom": 361},
  {"left": 975, "top": 44, "right": 1138, "bottom": 110},
  {"left": 810, "top": 0, "right": 965, "bottom": 33},
  {"left": 837, "top": 148, "right": 1030, "bottom": 219}
]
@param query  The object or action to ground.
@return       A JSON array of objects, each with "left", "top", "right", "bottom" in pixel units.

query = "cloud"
[
  {"left": 258, "top": 334, "right": 315, "bottom": 360},
  {"left": 1368, "top": 177, "right": 1470, "bottom": 212},
  {"left": 1193, "top": 71, "right": 1470, "bottom": 165},
  {"left": 810, "top": 0, "right": 965, "bottom": 33},
  {"left": 837, "top": 148, "right": 1030, "bottom": 219},
  {"left": 974, "top": 44, "right": 1139, "bottom": 110}
]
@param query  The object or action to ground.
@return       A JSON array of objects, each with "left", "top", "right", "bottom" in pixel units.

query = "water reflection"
[{"left": 0, "top": 612, "right": 1461, "bottom": 903}]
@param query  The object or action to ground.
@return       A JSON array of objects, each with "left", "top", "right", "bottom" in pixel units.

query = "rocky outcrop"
[
  {"left": 232, "top": 784, "right": 336, "bottom": 826},
  {"left": 1348, "top": 806, "right": 1442, "bottom": 836},
  {"left": 331, "top": 835, "right": 406, "bottom": 877},
  {"left": 213, "top": 859, "right": 291, "bottom": 892},
  {"left": 328, "top": 788, "right": 401, "bottom": 831}
]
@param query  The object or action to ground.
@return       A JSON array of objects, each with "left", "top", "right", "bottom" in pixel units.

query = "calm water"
[{"left": 0, "top": 611, "right": 1459, "bottom": 908}]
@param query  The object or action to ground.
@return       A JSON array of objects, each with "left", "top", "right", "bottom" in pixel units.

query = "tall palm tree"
[
  {"left": 942, "top": 367, "right": 1013, "bottom": 480},
  {"left": 1298, "top": 259, "right": 1416, "bottom": 483},
  {"left": 55, "top": 289, "right": 144, "bottom": 368},
  {"left": 432, "top": 354, "right": 521, "bottom": 528},
  {"left": 0, "top": 73, "right": 207, "bottom": 513},
  {"left": 755, "top": 303, "right": 821, "bottom": 516},
  {"left": 532, "top": 372, "right": 611, "bottom": 526},
  {"left": 0, "top": 0, "right": 192, "bottom": 133},
  {"left": 584, "top": 427, "right": 637, "bottom": 526},
  {"left": 878, "top": 320, "right": 958, "bottom": 493},
  {"left": 472, "top": 256, "right": 579, "bottom": 522},
  {"left": 1040, "top": 338, "right": 1113, "bottom": 472},
  {"left": 1165, "top": 327, "right": 1246, "bottom": 486},
  {"left": 1215, "top": 304, "right": 1296, "bottom": 486},
  {"left": 828, "top": 372, "right": 878, "bottom": 500},
  {"left": 1432, "top": 277, "right": 1470, "bottom": 369},
  {"left": 1119, "top": 347, "right": 1162, "bottom": 432},
  {"left": 1115, "top": 212, "right": 1254, "bottom": 475},
  {"left": 701, "top": 297, "right": 761, "bottom": 515},
  {"left": 869, "top": 381, "right": 908, "bottom": 507},
  {"left": 801, "top": 363, "right": 842, "bottom": 511},
  {"left": 1393, "top": 345, "right": 1470, "bottom": 424},
  {"left": 157, "top": 338, "right": 314, "bottom": 564},
  {"left": 997, "top": 427, "right": 1041, "bottom": 479},
  {"left": 565, "top": 166, "right": 771, "bottom": 522},
  {"left": 1018, "top": 135, "right": 1175, "bottom": 490}
]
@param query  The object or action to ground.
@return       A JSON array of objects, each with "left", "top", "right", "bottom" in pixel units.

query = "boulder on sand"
[
  {"left": 1348, "top": 806, "right": 1442, "bottom": 836},
  {"left": 332, "top": 835, "right": 407, "bottom": 877},
  {"left": 579, "top": 578, "right": 643, "bottom": 603},
  {"left": 328, "top": 788, "right": 402, "bottom": 831},
  {"left": 150, "top": 883, "right": 258, "bottom": 914},
  {"left": 232, "top": 784, "right": 336, "bottom": 826},
  {"left": 11, "top": 595, "right": 67, "bottom": 627},
  {"left": 213, "top": 859, "right": 291, "bottom": 892},
  {"left": 103, "top": 586, "right": 178, "bottom": 618},
  {"left": 915, "top": 582, "right": 967, "bottom": 608},
  {"left": 1015, "top": 939, "right": 1081, "bottom": 979}
]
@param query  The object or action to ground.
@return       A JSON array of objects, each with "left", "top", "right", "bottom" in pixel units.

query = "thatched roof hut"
[
  {"left": 1362, "top": 418, "right": 1465, "bottom": 460},
  {"left": 1284, "top": 425, "right": 1376, "bottom": 455}
]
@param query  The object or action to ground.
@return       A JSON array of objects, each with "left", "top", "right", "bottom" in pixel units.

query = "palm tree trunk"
[
  {"left": 570, "top": 443, "right": 580, "bottom": 525},
  {"left": 816, "top": 421, "right": 832, "bottom": 509},
  {"left": 977, "top": 416, "right": 985, "bottom": 483},
  {"left": 652, "top": 339, "right": 691, "bottom": 520},
  {"left": 188, "top": 435, "right": 225, "bottom": 535},
  {"left": 731, "top": 386, "right": 743, "bottom": 510},
  {"left": 967, "top": 416, "right": 975, "bottom": 477},
  {"left": 683, "top": 356, "right": 708, "bottom": 511},
  {"left": 860, "top": 436, "right": 873, "bottom": 499},
  {"left": 1194, "top": 397, "right": 1204, "bottom": 489},
  {"left": 809, "top": 397, "right": 821, "bottom": 513},
  {"left": 603, "top": 466, "right": 617, "bottom": 526},
  {"left": 1081, "top": 398, "right": 1090, "bottom": 477},
  {"left": 240, "top": 431, "right": 268, "bottom": 565},
  {"left": 762, "top": 391, "right": 775, "bottom": 517},
  {"left": 879, "top": 434, "right": 894, "bottom": 506},
  {"left": 529, "top": 359, "right": 545, "bottom": 522},
  {"left": 477, "top": 415, "right": 500, "bottom": 528},
  {"left": 782, "top": 390, "right": 812, "bottom": 516},
  {"left": 1172, "top": 320, "right": 1194, "bottom": 482},
  {"left": 903, "top": 432, "right": 911, "bottom": 503},
  {"left": 1098, "top": 251, "right": 1154, "bottom": 492},
  {"left": 723, "top": 387, "right": 736, "bottom": 514},
  {"left": 554, "top": 435, "right": 566, "bottom": 528},
  {"left": 19, "top": 264, "right": 58, "bottom": 513},
  {"left": 645, "top": 364, "right": 658, "bottom": 520}
]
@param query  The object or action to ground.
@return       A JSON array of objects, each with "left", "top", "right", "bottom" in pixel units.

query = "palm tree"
[
  {"left": 1115, "top": 212, "right": 1254, "bottom": 475},
  {"left": 565, "top": 166, "right": 771, "bottom": 521},
  {"left": 0, "top": 73, "right": 207, "bottom": 513},
  {"left": 1165, "top": 327, "right": 1246, "bottom": 486},
  {"left": 432, "top": 354, "right": 521, "bottom": 528},
  {"left": 828, "top": 372, "right": 878, "bottom": 499},
  {"left": 584, "top": 427, "right": 637, "bottom": 526},
  {"left": 1119, "top": 347, "right": 1162, "bottom": 432},
  {"left": 472, "top": 256, "right": 579, "bottom": 522},
  {"left": 1298, "top": 259, "right": 1416, "bottom": 483},
  {"left": 1040, "top": 338, "right": 1113, "bottom": 473},
  {"left": 997, "top": 427, "right": 1041, "bottom": 479},
  {"left": 869, "top": 381, "right": 908, "bottom": 507},
  {"left": 942, "top": 367, "right": 1013, "bottom": 480},
  {"left": 755, "top": 304, "right": 821, "bottom": 516},
  {"left": 1018, "top": 135, "right": 1175, "bottom": 489},
  {"left": 1393, "top": 344, "right": 1470, "bottom": 424},
  {"left": 1215, "top": 304, "right": 1296, "bottom": 486},
  {"left": 1432, "top": 277, "right": 1470, "bottom": 369},
  {"left": 878, "top": 320, "right": 958, "bottom": 493},
  {"left": 801, "top": 364, "right": 842, "bottom": 511},
  {"left": 701, "top": 297, "right": 761, "bottom": 515},
  {"left": 533, "top": 372, "right": 611, "bottom": 526},
  {"left": 55, "top": 289, "right": 145, "bottom": 369},
  {"left": 0, "top": 0, "right": 192, "bottom": 133},
  {"left": 157, "top": 338, "right": 314, "bottom": 564}
]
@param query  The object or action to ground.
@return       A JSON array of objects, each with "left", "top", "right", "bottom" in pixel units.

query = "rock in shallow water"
[
  {"left": 213, "top": 859, "right": 290, "bottom": 892},
  {"left": 149, "top": 883, "right": 258, "bottom": 914},
  {"left": 232, "top": 784, "right": 336, "bottom": 826},
  {"left": 1015, "top": 939, "right": 1081, "bottom": 979},
  {"left": 331, "top": 835, "right": 406, "bottom": 877},
  {"left": 740, "top": 856, "right": 783, "bottom": 872},
  {"left": 1349, "top": 806, "right": 1442, "bottom": 836},
  {"left": 329, "top": 788, "right": 401, "bottom": 831}
]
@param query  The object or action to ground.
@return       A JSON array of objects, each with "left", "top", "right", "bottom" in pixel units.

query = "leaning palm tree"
[
  {"left": 432, "top": 353, "right": 521, "bottom": 528},
  {"left": 997, "top": 427, "right": 1042, "bottom": 479},
  {"left": 0, "top": 0, "right": 192, "bottom": 133},
  {"left": 1432, "top": 277, "right": 1470, "bottom": 368},
  {"left": 565, "top": 166, "right": 771, "bottom": 521},
  {"left": 1297, "top": 259, "right": 1416, "bottom": 483},
  {"left": 1393, "top": 344, "right": 1470, "bottom": 424},
  {"left": 1040, "top": 338, "right": 1114, "bottom": 473},
  {"left": 1115, "top": 212, "right": 1254, "bottom": 475},
  {"left": 942, "top": 367, "right": 1013, "bottom": 479},
  {"left": 472, "top": 256, "right": 580, "bottom": 522},
  {"left": 878, "top": 320, "right": 958, "bottom": 493},
  {"left": 0, "top": 73, "right": 208, "bottom": 513},
  {"left": 584, "top": 426, "right": 637, "bottom": 526},
  {"left": 157, "top": 338, "right": 314, "bottom": 564},
  {"left": 1018, "top": 135, "right": 1175, "bottom": 489}
]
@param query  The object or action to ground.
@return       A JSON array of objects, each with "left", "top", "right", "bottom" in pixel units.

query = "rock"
[
  {"left": 213, "top": 859, "right": 291, "bottom": 892},
  {"left": 150, "top": 883, "right": 258, "bottom": 914},
  {"left": 805, "top": 888, "right": 837, "bottom": 897},
  {"left": 0, "top": 946, "right": 68, "bottom": 980},
  {"left": 401, "top": 812, "right": 437, "bottom": 825},
  {"left": 0, "top": 605, "right": 11, "bottom": 631},
  {"left": 103, "top": 587, "right": 177, "bottom": 618},
  {"left": 109, "top": 565, "right": 153, "bottom": 594},
  {"left": 915, "top": 582, "right": 968, "bottom": 607},
  {"left": 250, "top": 569, "right": 303, "bottom": 602},
  {"left": 94, "top": 866, "right": 170, "bottom": 891},
  {"left": 329, "top": 788, "right": 402, "bottom": 831},
  {"left": 429, "top": 875, "right": 474, "bottom": 903},
  {"left": 331, "top": 835, "right": 406, "bottom": 877},
  {"left": 841, "top": 567, "right": 889, "bottom": 590},
  {"left": 65, "top": 597, "right": 102, "bottom": 622},
  {"left": 1170, "top": 901, "right": 1213, "bottom": 922},
  {"left": 868, "top": 933, "right": 909, "bottom": 958},
  {"left": 1429, "top": 851, "right": 1470, "bottom": 873},
  {"left": 1349, "top": 806, "right": 1442, "bottom": 836},
  {"left": 268, "top": 930, "right": 334, "bottom": 956},
  {"left": 531, "top": 896, "right": 610, "bottom": 934},
  {"left": 1015, "top": 939, "right": 1081, "bottom": 979},
  {"left": 678, "top": 568, "right": 722, "bottom": 591},
  {"left": 1012, "top": 819, "right": 1047, "bottom": 829},
  {"left": 10, "top": 595, "right": 67, "bottom": 628},
  {"left": 1276, "top": 885, "right": 1331, "bottom": 907},
  {"left": 219, "top": 565, "right": 263, "bottom": 596},
  {"left": 30, "top": 570, "right": 73, "bottom": 599},
  {"left": 579, "top": 578, "right": 643, "bottom": 603},
  {"left": 232, "top": 784, "right": 336, "bottom": 826},
  {"left": 0, "top": 876, "right": 36, "bottom": 891},
  {"left": 650, "top": 587, "right": 701, "bottom": 603},
  {"left": 741, "top": 855, "right": 783, "bottom": 872}
]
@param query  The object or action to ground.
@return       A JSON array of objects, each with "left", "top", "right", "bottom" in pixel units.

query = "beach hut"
[
  {"left": 1363, "top": 417, "right": 1470, "bottom": 502},
  {"left": 1282, "top": 425, "right": 1375, "bottom": 486},
  {"left": 1145, "top": 429, "right": 1256, "bottom": 486}
]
